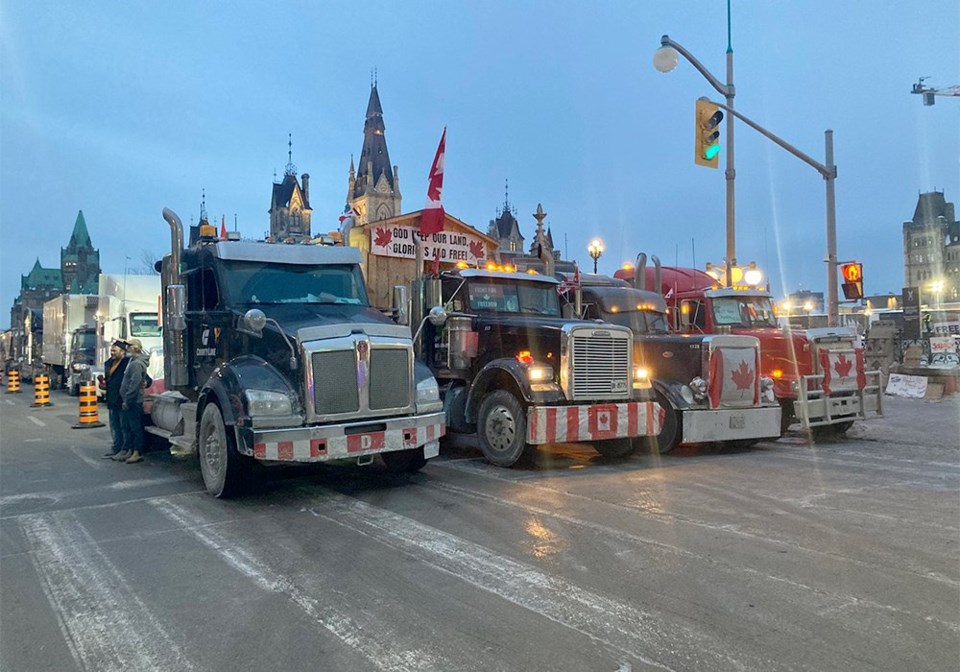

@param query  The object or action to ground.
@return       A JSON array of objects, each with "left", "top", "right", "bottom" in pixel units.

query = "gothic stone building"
[{"left": 903, "top": 190, "right": 960, "bottom": 301}]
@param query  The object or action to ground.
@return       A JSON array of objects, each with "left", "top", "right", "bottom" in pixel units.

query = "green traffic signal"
[{"left": 695, "top": 99, "right": 723, "bottom": 168}]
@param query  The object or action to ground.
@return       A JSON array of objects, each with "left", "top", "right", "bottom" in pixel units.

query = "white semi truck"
[
  {"left": 41, "top": 294, "right": 100, "bottom": 392},
  {"left": 92, "top": 274, "right": 163, "bottom": 394}
]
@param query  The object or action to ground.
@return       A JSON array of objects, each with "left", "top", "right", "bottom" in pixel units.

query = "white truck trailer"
[{"left": 42, "top": 294, "right": 100, "bottom": 391}]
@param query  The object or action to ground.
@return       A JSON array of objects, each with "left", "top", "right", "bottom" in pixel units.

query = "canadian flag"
[
  {"left": 220, "top": 215, "right": 227, "bottom": 240},
  {"left": 420, "top": 127, "right": 446, "bottom": 237}
]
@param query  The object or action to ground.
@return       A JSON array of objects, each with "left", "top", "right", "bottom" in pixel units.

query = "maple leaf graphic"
[
  {"left": 374, "top": 227, "right": 392, "bottom": 248},
  {"left": 834, "top": 353, "right": 853, "bottom": 378},
  {"left": 731, "top": 360, "right": 754, "bottom": 391},
  {"left": 469, "top": 240, "right": 484, "bottom": 259}
]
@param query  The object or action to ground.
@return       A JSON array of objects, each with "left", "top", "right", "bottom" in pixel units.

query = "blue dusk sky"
[{"left": 1, "top": 1, "right": 957, "bottom": 326}]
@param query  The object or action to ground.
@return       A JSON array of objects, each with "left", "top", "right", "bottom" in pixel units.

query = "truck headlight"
[
  {"left": 243, "top": 389, "right": 293, "bottom": 416},
  {"left": 416, "top": 376, "right": 443, "bottom": 413},
  {"left": 527, "top": 364, "right": 554, "bottom": 383},
  {"left": 760, "top": 376, "right": 776, "bottom": 402},
  {"left": 632, "top": 366, "right": 652, "bottom": 390},
  {"left": 689, "top": 377, "right": 708, "bottom": 401}
]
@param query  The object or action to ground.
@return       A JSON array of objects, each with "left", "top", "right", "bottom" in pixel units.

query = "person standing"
[
  {"left": 116, "top": 338, "right": 149, "bottom": 464},
  {"left": 102, "top": 340, "right": 130, "bottom": 459}
]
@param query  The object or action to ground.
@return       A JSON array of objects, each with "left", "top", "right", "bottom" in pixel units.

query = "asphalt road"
[{"left": 1, "top": 388, "right": 958, "bottom": 672}]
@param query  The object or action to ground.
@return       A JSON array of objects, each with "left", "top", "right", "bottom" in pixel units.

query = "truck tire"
[
  {"left": 594, "top": 438, "right": 636, "bottom": 459},
  {"left": 478, "top": 390, "right": 532, "bottom": 467},
  {"left": 198, "top": 404, "right": 247, "bottom": 498},
  {"left": 646, "top": 393, "right": 681, "bottom": 455},
  {"left": 779, "top": 399, "right": 794, "bottom": 435},
  {"left": 381, "top": 448, "right": 428, "bottom": 474},
  {"left": 811, "top": 421, "right": 854, "bottom": 440}
]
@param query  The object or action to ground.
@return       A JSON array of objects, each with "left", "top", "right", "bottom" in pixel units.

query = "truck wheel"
[
  {"left": 478, "top": 390, "right": 532, "bottom": 467},
  {"left": 198, "top": 404, "right": 247, "bottom": 498},
  {"left": 811, "top": 421, "right": 854, "bottom": 440},
  {"left": 594, "top": 438, "right": 636, "bottom": 459},
  {"left": 381, "top": 449, "right": 428, "bottom": 474},
  {"left": 646, "top": 393, "right": 681, "bottom": 455},
  {"left": 779, "top": 400, "right": 794, "bottom": 436}
]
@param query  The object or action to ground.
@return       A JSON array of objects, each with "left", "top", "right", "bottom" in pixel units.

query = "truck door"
[{"left": 188, "top": 264, "right": 226, "bottom": 388}]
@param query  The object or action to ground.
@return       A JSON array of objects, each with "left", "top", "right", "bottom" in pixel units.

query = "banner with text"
[{"left": 370, "top": 225, "right": 488, "bottom": 264}]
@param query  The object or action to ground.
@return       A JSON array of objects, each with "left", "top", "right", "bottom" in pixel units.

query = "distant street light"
[{"left": 588, "top": 239, "right": 604, "bottom": 274}]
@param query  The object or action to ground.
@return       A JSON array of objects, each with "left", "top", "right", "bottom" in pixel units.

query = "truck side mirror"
[
  {"left": 392, "top": 285, "right": 409, "bottom": 325},
  {"left": 243, "top": 309, "right": 267, "bottom": 335},
  {"left": 680, "top": 301, "right": 693, "bottom": 328}
]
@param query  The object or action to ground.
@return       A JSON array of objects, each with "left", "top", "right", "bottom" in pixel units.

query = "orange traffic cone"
[
  {"left": 72, "top": 382, "right": 104, "bottom": 428},
  {"left": 6, "top": 370, "right": 21, "bottom": 394},
  {"left": 31, "top": 374, "right": 53, "bottom": 407}
]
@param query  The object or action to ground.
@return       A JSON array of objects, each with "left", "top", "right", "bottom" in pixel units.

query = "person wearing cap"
[
  {"left": 116, "top": 338, "right": 149, "bottom": 464},
  {"left": 102, "top": 340, "right": 130, "bottom": 459}
]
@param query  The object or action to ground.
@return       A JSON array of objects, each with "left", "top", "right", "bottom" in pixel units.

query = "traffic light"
[
  {"left": 841, "top": 262, "right": 863, "bottom": 300},
  {"left": 695, "top": 98, "right": 723, "bottom": 168}
]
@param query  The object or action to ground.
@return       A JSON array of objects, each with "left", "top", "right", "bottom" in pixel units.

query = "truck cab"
[
  {"left": 148, "top": 209, "right": 445, "bottom": 497},
  {"left": 66, "top": 325, "right": 97, "bottom": 396},
  {"left": 574, "top": 279, "right": 781, "bottom": 451},
  {"left": 614, "top": 259, "right": 882, "bottom": 435},
  {"left": 414, "top": 267, "right": 661, "bottom": 466}
]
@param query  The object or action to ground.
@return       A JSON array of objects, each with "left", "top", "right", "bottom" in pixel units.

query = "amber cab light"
[{"left": 771, "top": 369, "right": 783, "bottom": 379}]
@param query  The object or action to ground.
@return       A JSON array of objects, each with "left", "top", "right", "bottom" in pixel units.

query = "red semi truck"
[{"left": 614, "top": 256, "right": 882, "bottom": 436}]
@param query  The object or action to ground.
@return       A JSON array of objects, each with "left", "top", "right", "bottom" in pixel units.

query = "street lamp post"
[
  {"left": 588, "top": 239, "right": 604, "bottom": 274},
  {"left": 654, "top": 11, "right": 736, "bottom": 287}
]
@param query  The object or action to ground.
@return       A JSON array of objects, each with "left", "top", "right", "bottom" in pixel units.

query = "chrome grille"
[
  {"left": 369, "top": 348, "right": 410, "bottom": 409},
  {"left": 569, "top": 329, "right": 631, "bottom": 400},
  {"left": 312, "top": 351, "right": 359, "bottom": 414},
  {"left": 306, "top": 335, "right": 415, "bottom": 422}
]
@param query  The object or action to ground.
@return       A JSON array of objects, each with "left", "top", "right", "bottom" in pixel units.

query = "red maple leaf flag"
[
  {"left": 469, "top": 240, "right": 484, "bottom": 259},
  {"left": 420, "top": 127, "right": 446, "bottom": 237},
  {"left": 220, "top": 215, "right": 227, "bottom": 240},
  {"left": 573, "top": 263, "right": 581, "bottom": 286},
  {"left": 374, "top": 227, "right": 393, "bottom": 248},
  {"left": 834, "top": 352, "right": 853, "bottom": 378},
  {"left": 731, "top": 360, "right": 754, "bottom": 391}
]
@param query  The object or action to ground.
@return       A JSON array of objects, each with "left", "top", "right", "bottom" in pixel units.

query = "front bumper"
[
  {"left": 244, "top": 411, "right": 445, "bottom": 463},
  {"left": 682, "top": 405, "right": 782, "bottom": 443},
  {"left": 526, "top": 401, "right": 663, "bottom": 445},
  {"left": 793, "top": 370, "right": 883, "bottom": 429}
]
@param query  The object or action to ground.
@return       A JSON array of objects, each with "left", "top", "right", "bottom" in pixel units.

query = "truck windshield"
[
  {"left": 223, "top": 262, "right": 369, "bottom": 307},
  {"left": 601, "top": 310, "right": 671, "bottom": 334},
  {"left": 467, "top": 280, "right": 561, "bottom": 316},
  {"left": 712, "top": 296, "right": 779, "bottom": 328},
  {"left": 130, "top": 313, "right": 161, "bottom": 337},
  {"left": 71, "top": 331, "right": 96, "bottom": 362}
]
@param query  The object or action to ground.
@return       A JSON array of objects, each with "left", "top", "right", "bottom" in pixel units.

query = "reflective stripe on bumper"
[
  {"left": 251, "top": 412, "right": 445, "bottom": 462},
  {"left": 526, "top": 401, "right": 663, "bottom": 445}
]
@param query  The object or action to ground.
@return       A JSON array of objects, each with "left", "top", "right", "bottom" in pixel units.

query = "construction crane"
[{"left": 911, "top": 77, "right": 960, "bottom": 106}]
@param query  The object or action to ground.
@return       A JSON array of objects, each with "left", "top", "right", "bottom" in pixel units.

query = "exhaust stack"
[{"left": 161, "top": 208, "right": 189, "bottom": 387}]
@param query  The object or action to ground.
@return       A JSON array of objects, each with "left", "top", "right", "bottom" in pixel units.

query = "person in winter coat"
[
  {"left": 115, "top": 338, "right": 150, "bottom": 464},
  {"left": 102, "top": 340, "right": 130, "bottom": 458}
]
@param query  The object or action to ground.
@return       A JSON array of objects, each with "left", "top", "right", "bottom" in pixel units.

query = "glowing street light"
[
  {"left": 654, "top": 24, "right": 737, "bottom": 288},
  {"left": 588, "top": 239, "right": 604, "bottom": 274}
]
